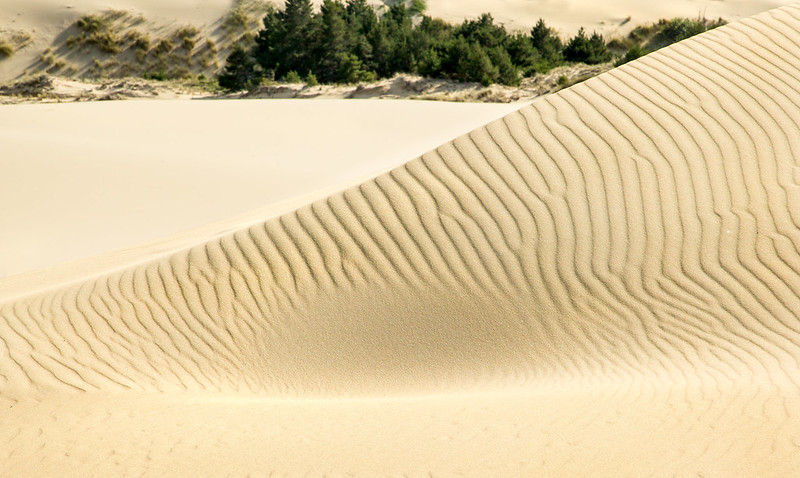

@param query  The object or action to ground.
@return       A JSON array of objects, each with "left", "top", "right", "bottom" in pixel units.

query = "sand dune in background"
[
  {"left": 3, "top": 0, "right": 794, "bottom": 33},
  {"left": 425, "top": 0, "right": 798, "bottom": 35},
  {"left": 5, "top": 3, "right": 800, "bottom": 476}
]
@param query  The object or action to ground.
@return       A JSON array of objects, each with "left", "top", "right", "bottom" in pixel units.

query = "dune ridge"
[{"left": 5, "top": 4, "right": 800, "bottom": 476}]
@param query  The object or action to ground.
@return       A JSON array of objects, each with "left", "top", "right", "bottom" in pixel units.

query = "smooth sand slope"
[
  {"left": 0, "top": 99, "right": 520, "bottom": 279},
  {"left": 5, "top": 4, "right": 800, "bottom": 476}
]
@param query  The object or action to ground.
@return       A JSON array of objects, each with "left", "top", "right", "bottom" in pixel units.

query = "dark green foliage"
[
  {"left": 612, "top": 16, "right": 727, "bottom": 63},
  {"left": 530, "top": 19, "right": 563, "bottom": 70},
  {"left": 245, "top": 0, "right": 532, "bottom": 86},
  {"left": 277, "top": 0, "right": 318, "bottom": 77},
  {"left": 410, "top": 0, "right": 427, "bottom": 16},
  {"left": 563, "top": 28, "right": 611, "bottom": 64},
  {"left": 218, "top": 45, "right": 262, "bottom": 91},
  {"left": 283, "top": 70, "right": 302, "bottom": 83},
  {"left": 316, "top": 0, "right": 353, "bottom": 82},
  {"left": 226, "top": 1, "right": 717, "bottom": 88},
  {"left": 659, "top": 18, "right": 707, "bottom": 43},
  {"left": 615, "top": 45, "right": 646, "bottom": 66},
  {"left": 646, "top": 17, "right": 726, "bottom": 50},
  {"left": 143, "top": 71, "right": 167, "bottom": 81},
  {"left": 336, "top": 52, "right": 376, "bottom": 82}
]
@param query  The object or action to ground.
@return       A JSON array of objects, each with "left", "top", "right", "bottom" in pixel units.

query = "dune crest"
[{"left": 5, "top": 4, "right": 800, "bottom": 476}]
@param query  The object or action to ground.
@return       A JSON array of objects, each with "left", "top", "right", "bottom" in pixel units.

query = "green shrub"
[
  {"left": 615, "top": 45, "right": 647, "bottom": 66},
  {"left": 556, "top": 74, "right": 568, "bottom": 86},
  {"left": 283, "top": 70, "right": 302, "bottom": 83},
  {"left": 218, "top": 45, "right": 262, "bottom": 90},
  {"left": 154, "top": 38, "right": 174, "bottom": 55},
  {"left": 410, "top": 0, "right": 427, "bottom": 15},
  {"left": 224, "top": 7, "right": 250, "bottom": 32},
  {"left": 659, "top": 18, "right": 707, "bottom": 43},
  {"left": 90, "top": 30, "right": 122, "bottom": 53},
  {"left": 40, "top": 50, "right": 56, "bottom": 66},
  {"left": 176, "top": 25, "right": 199, "bottom": 50},
  {"left": 563, "top": 28, "right": 611, "bottom": 64},
  {"left": 77, "top": 14, "right": 105, "bottom": 33},
  {"left": 0, "top": 40, "right": 13, "bottom": 57},
  {"left": 127, "top": 30, "right": 151, "bottom": 51},
  {"left": 144, "top": 71, "right": 167, "bottom": 81},
  {"left": 70, "top": 14, "right": 122, "bottom": 53},
  {"left": 306, "top": 71, "right": 319, "bottom": 86}
]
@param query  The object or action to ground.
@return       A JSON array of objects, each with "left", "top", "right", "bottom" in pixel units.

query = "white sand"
[
  {"left": 0, "top": 99, "right": 520, "bottom": 280},
  {"left": 4, "top": 2, "right": 800, "bottom": 477},
  {"left": 425, "top": 0, "right": 798, "bottom": 34}
]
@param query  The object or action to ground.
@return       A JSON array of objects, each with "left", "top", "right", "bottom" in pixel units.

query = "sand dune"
[
  {"left": 425, "top": 0, "right": 798, "bottom": 35},
  {"left": 0, "top": 99, "right": 519, "bottom": 280},
  {"left": 5, "top": 3, "right": 800, "bottom": 476}
]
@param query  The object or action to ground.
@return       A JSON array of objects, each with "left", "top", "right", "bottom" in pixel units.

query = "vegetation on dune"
[
  {"left": 0, "top": 31, "right": 32, "bottom": 60},
  {"left": 563, "top": 28, "right": 612, "bottom": 64},
  {"left": 0, "top": 40, "right": 13, "bottom": 58},
  {"left": 219, "top": 0, "right": 726, "bottom": 92},
  {"left": 68, "top": 13, "right": 124, "bottom": 54},
  {"left": 221, "top": 0, "right": 604, "bottom": 91},
  {"left": 5, "top": 1, "right": 727, "bottom": 97},
  {"left": 176, "top": 25, "right": 199, "bottom": 50},
  {"left": 612, "top": 17, "right": 726, "bottom": 66}
]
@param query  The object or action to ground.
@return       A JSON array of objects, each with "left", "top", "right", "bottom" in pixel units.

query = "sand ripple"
[{"left": 4, "top": 5, "right": 800, "bottom": 476}]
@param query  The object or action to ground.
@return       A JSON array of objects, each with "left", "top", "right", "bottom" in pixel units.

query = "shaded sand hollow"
[{"left": 5, "top": 4, "right": 800, "bottom": 476}]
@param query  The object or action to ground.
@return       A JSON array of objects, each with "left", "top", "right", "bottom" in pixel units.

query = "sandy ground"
[
  {"left": 0, "top": 99, "right": 520, "bottom": 280},
  {"left": 4, "top": 2, "right": 800, "bottom": 477},
  {"left": 426, "top": 0, "right": 798, "bottom": 35}
]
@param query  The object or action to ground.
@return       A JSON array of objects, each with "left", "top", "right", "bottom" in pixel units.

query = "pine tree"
[
  {"left": 563, "top": 28, "right": 611, "bottom": 64},
  {"left": 276, "top": 0, "right": 318, "bottom": 78},
  {"left": 346, "top": 0, "right": 379, "bottom": 69},
  {"left": 218, "top": 45, "right": 262, "bottom": 91},
  {"left": 530, "top": 18, "right": 563, "bottom": 70},
  {"left": 317, "top": 0, "right": 351, "bottom": 82},
  {"left": 253, "top": 5, "right": 281, "bottom": 78}
]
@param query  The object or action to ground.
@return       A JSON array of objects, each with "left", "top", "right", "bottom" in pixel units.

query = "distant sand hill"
[{"left": 4, "top": 4, "right": 800, "bottom": 476}]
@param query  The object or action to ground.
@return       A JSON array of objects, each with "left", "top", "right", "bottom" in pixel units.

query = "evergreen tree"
[
  {"left": 504, "top": 32, "right": 540, "bottom": 76},
  {"left": 346, "top": 0, "right": 379, "bottom": 69},
  {"left": 218, "top": 45, "right": 262, "bottom": 91},
  {"left": 410, "top": 0, "right": 427, "bottom": 16},
  {"left": 253, "top": 5, "right": 281, "bottom": 78},
  {"left": 226, "top": 1, "right": 625, "bottom": 88},
  {"left": 316, "top": 0, "right": 352, "bottom": 82},
  {"left": 275, "top": 0, "right": 318, "bottom": 78},
  {"left": 375, "top": 3, "right": 414, "bottom": 76},
  {"left": 456, "top": 14, "right": 506, "bottom": 50},
  {"left": 530, "top": 18, "right": 563, "bottom": 70},
  {"left": 563, "top": 28, "right": 611, "bottom": 64},
  {"left": 489, "top": 45, "right": 520, "bottom": 86}
]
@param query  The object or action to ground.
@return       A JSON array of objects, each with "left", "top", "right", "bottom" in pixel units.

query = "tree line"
[{"left": 219, "top": 0, "right": 724, "bottom": 91}]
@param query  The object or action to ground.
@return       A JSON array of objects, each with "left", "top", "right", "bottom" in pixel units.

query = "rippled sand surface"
[{"left": 4, "top": 5, "right": 800, "bottom": 476}]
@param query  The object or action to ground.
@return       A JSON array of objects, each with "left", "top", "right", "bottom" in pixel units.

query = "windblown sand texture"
[{"left": 5, "top": 4, "right": 800, "bottom": 476}]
